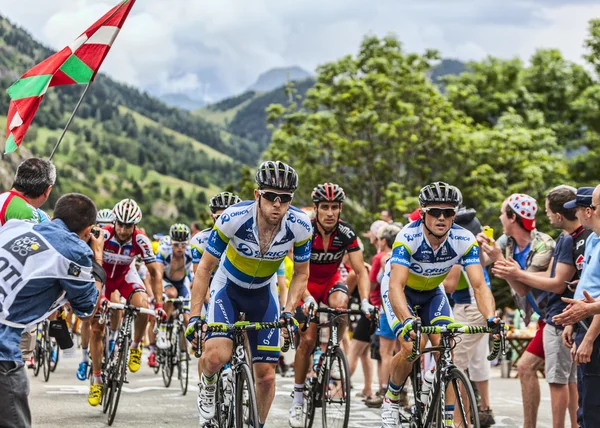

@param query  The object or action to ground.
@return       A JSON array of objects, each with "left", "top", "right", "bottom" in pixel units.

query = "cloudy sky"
[{"left": 1, "top": 0, "right": 599, "bottom": 101}]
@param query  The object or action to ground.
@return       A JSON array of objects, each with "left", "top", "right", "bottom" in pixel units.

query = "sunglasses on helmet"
[
  {"left": 423, "top": 207, "right": 457, "bottom": 219},
  {"left": 259, "top": 190, "right": 293, "bottom": 203}
]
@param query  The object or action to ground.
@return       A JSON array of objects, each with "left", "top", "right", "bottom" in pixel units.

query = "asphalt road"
[{"left": 28, "top": 349, "right": 551, "bottom": 427}]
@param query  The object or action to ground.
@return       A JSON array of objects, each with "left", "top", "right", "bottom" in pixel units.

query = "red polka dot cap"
[{"left": 507, "top": 193, "right": 537, "bottom": 231}]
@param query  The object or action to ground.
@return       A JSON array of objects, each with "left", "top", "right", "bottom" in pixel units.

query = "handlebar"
[
  {"left": 301, "top": 303, "right": 379, "bottom": 332},
  {"left": 406, "top": 321, "right": 507, "bottom": 362},
  {"left": 192, "top": 319, "right": 296, "bottom": 358}
]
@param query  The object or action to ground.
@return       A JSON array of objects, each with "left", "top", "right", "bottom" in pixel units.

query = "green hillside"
[{"left": 0, "top": 15, "right": 249, "bottom": 234}]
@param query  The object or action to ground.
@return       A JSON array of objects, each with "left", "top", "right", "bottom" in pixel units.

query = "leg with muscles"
[
  {"left": 77, "top": 319, "right": 91, "bottom": 381},
  {"left": 291, "top": 321, "right": 317, "bottom": 421},
  {"left": 254, "top": 363, "right": 277, "bottom": 426},
  {"left": 568, "top": 381, "right": 578, "bottom": 428},
  {"left": 199, "top": 337, "right": 233, "bottom": 424},
  {"left": 517, "top": 351, "right": 544, "bottom": 428},
  {"left": 88, "top": 317, "right": 105, "bottom": 406},
  {"left": 128, "top": 291, "right": 149, "bottom": 373}
]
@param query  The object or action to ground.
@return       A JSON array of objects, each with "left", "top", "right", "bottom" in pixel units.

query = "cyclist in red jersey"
[
  {"left": 87, "top": 199, "right": 164, "bottom": 407},
  {"left": 288, "top": 183, "right": 373, "bottom": 427}
]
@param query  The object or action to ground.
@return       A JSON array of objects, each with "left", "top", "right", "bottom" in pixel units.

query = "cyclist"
[
  {"left": 190, "top": 192, "right": 242, "bottom": 274},
  {"left": 76, "top": 208, "right": 117, "bottom": 381},
  {"left": 87, "top": 199, "right": 164, "bottom": 407},
  {"left": 380, "top": 182, "right": 496, "bottom": 428},
  {"left": 149, "top": 223, "right": 194, "bottom": 366},
  {"left": 187, "top": 161, "right": 312, "bottom": 428},
  {"left": 288, "top": 183, "right": 373, "bottom": 427}
]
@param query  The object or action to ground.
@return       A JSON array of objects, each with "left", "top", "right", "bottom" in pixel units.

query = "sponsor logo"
[
  {"left": 450, "top": 234, "right": 470, "bottom": 241},
  {"left": 310, "top": 251, "right": 344, "bottom": 263},
  {"left": 576, "top": 239, "right": 585, "bottom": 251},
  {"left": 263, "top": 327, "right": 276, "bottom": 345},
  {"left": 68, "top": 263, "right": 81, "bottom": 277},
  {"left": 220, "top": 213, "right": 231, "bottom": 223},
  {"left": 382, "top": 290, "right": 394, "bottom": 317},
  {"left": 237, "top": 243, "right": 254, "bottom": 257},
  {"left": 236, "top": 243, "right": 288, "bottom": 260},
  {"left": 215, "top": 299, "right": 231, "bottom": 324},
  {"left": 410, "top": 263, "right": 451, "bottom": 276},
  {"left": 337, "top": 224, "right": 354, "bottom": 238},
  {"left": 576, "top": 254, "right": 585, "bottom": 271},
  {"left": 404, "top": 232, "right": 422, "bottom": 242},
  {"left": 2, "top": 232, "right": 49, "bottom": 266},
  {"left": 440, "top": 246, "right": 448, "bottom": 256}
]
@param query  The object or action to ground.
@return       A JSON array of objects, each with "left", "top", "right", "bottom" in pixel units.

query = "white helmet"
[
  {"left": 96, "top": 208, "right": 115, "bottom": 225},
  {"left": 113, "top": 199, "right": 142, "bottom": 225}
]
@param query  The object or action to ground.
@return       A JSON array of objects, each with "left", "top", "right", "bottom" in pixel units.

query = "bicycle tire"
[
  {"left": 162, "top": 347, "right": 173, "bottom": 387},
  {"left": 216, "top": 370, "right": 234, "bottom": 428},
  {"left": 33, "top": 341, "right": 42, "bottom": 377},
  {"left": 235, "top": 362, "right": 259, "bottom": 428},
  {"left": 107, "top": 334, "right": 129, "bottom": 426},
  {"left": 303, "top": 377, "right": 317, "bottom": 428},
  {"left": 50, "top": 343, "right": 59, "bottom": 372},
  {"left": 177, "top": 329, "right": 189, "bottom": 395},
  {"left": 321, "top": 347, "right": 350, "bottom": 428},
  {"left": 43, "top": 330, "right": 52, "bottom": 382},
  {"left": 443, "top": 367, "right": 480, "bottom": 428}
]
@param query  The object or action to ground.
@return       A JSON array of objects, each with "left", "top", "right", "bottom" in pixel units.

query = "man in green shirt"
[{"left": 0, "top": 157, "right": 55, "bottom": 226}]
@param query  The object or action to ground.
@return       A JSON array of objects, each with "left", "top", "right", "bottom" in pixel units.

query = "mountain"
[
  {"left": 0, "top": 15, "right": 263, "bottom": 234},
  {"left": 159, "top": 93, "right": 206, "bottom": 111},
  {"left": 197, "top": 59, "right": 467, "bottom": 147},
  {"left": 248, "top": 66, "right": 312, "bottom": 93}
]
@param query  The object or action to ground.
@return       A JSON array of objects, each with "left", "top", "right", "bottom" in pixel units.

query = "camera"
[{"left": 91, "top": 227, "right": 101, "bottom": 239}]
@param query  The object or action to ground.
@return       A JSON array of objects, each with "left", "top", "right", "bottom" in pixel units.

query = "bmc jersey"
[
  {"left": 191, "top": 227, "right": 212, "bottom": 265},
  {"left": 206, "top": 201, "right": 312, "bottom": 288},
  {"left": 0, "top": 191, "right": 39, "bottom": 226},
  {"left": 156, "top": 243, "right": 193, "bottom": 281},
  {"left": 102, "top": 226, "right": 156, "bottom": 280},
  {"left": 309, "top": 219, "right": 360, "bottom": 284},
  {"left": 390, "top": 220, "right": 480, "bottom": 291}
]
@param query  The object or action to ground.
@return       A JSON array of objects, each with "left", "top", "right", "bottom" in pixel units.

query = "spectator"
[
  {"left": 0, "top": 157, "right": 55, "bottom": 226},
  {"left": 477, "top": 193, "right": 555, "bottom": 428},
  {"left": 0, "top": 193, "right": 104, "bottom": 428},
  {"left": 443, "top": 207, "right": 496, "bottom": 427},
  {"left": 380, "top": 210, "right": 394, "bottom": 224},
  {"left": 191, "top": 221, "right": 201, "bottom": 236},
  {"left": 552, "top": 185, "right": 600, "bottom": 427},
  {"left": 493, "top": 186, "right": 586, "bottom": 428}
]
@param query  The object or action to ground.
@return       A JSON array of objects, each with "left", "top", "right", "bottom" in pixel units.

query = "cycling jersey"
[
  {"left": 452, "top": 268, "right": 491, "bottom": 305},
  {"left": 190, "top": 227, "right": 212, "bottom": 265},
  {"left": 206, "top": 201, "right": 312, "bottom": 288},
  {"left": 309, "top": 219, "right": 360, "bottom": 283},
  {"left": 390, "top": 220, "right": 480, "bottom": 291},
  {"left": 156, "top": 243, "right": 193, "bottom": 282},
  {"left": 102, "top": 226, "right": 155, "bottom": 280},
  {"left": 381, "top": 220, "right": 480, "bottom": 335},
  {"left": 0, "top": 191, "right": 39, "bottom": 226}
]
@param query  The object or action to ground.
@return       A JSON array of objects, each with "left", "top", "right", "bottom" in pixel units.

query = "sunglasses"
[
  {"left": 259, "top": 190, "right": 293, "bottom": 203},
  {"left": 172, "top": 241, "right": 188, "bottom": 248},
  {"left": 423, "top": 207, "right": 457, "bottom": 218},
  {"left": 591, "top": 204, "right": 598, "bottom": 211}
]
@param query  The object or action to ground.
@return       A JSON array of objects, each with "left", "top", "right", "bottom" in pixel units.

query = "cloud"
[{"left": 0, "top": 0, "right": 597, "bottom": 100}]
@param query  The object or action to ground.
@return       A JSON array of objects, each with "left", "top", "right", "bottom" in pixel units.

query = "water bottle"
[
  {"left": 222, "top": 364, "right": 233, "bottom": 406},
  {"left": 312, "top": 348, "right": 322, "bottom": 372},
  {"left": 420, "top": 369, "right": 435, "bottom": 405}
]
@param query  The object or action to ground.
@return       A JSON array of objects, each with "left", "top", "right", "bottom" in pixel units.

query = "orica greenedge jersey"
[
  {"left": 390, "top": 219, "right": 481, "bottom": 291},
  {"left": 191, "top": 227, "right": 212, "bottom": 265},
  {"left": 205, "top": 201, "right": 312, "bottom": 288},
  {"left": 156, "top": 243, "right": 193, "bottom": 281}
]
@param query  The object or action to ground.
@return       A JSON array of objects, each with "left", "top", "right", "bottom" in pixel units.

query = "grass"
[{"left": 194, "top": 96, "right": 255, "bottom": 126}]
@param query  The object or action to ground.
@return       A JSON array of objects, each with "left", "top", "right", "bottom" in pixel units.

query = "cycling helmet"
[
  {"left": 255, "top": 160, "right": 298, "bottom": 192},
  {"left": 311, "top": 183, "right": 346, "bottom": 203},
  {"left": 113, "top": 199, "right": 142, "bottom": 224},
  {"left": 209, "top": 192, "right": 242, "bottom": 214},
  {"left": 169, "top": 223, "right": 190, "bottom": 242},
  {"left": 96, "top": 208, "right": 115, "bottom": 224},
  {"left": 418, "top": 182, "right": 462, "bottom": 207}
]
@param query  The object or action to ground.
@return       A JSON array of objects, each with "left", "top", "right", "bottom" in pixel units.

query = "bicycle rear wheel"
[
  {"left": 43, "top": 331, "right": 52, "bottom": 382},
  {"left": 235, "top": 362, "right": 259, "bottom": 428},
  {"left": 322, "top": 347, "right": 350, "bottom": 428},
  {"left": 107, "top": 335, "right": 129, "bottom": 426},
  {"left": 50, "top": 343, "right": 59, "bottom": 372},
  {"left": 33, "top": 340, "right": 42, "bottom": 377},
  {"left": 303, "top": 377, "right": 317, "bottom": 428},
  {"left": 443, "top": 367, "right": 480, "bottom": 428}
]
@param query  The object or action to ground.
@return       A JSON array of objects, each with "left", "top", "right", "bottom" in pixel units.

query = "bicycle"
[
  {"left": 302, "top": 303, "right": 379, "bottom": 428},
  {"left": 32, "top": 320, "right": 58, "bottom": 382},
  {"left": 100, "top": 302, "right": 156, "bottom": 426},
  {"left": 193, "top": 315, "right": 296, "bottom": 428},
  {"left": 400, "top": 319, "right": 506, "bottom": 428},
  {"left": 156, "top": 297, "right": 190, "bottom": 394}
]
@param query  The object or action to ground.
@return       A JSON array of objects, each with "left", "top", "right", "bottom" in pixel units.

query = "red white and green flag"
[{"left": 4, "top": 0, "right": 136, "bottom": 154}]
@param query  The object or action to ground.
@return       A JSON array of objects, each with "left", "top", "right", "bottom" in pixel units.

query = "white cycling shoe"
[
  {"left": 197, "top": 376, "right": 217, "bottom": 426},
  {"left": 381, "top": 399, "right": 400, "bottom": 428},
  {"left": 289, "top": 403, "right": 304, "bottom": 428}
]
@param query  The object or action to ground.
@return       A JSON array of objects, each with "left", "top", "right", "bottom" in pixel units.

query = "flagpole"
[{"left": 48, "top": 82, "right": 92, "bottom": 161}]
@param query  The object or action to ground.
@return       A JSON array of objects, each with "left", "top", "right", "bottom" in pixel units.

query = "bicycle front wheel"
[
  {"left": 43, "top": 331, "right": 52, "bottom": 382},
  {"left": 50, "top": 343, "right": 59, "bottom": 372},
  {"left": 235, "top": 362, "right": 259, "bottom": 428},
  {"left": 108, "top": 335, "right": 129, "bottom": 426},
  {"left": 322, "top": 347, "right": 350, "bottom": 428},
  {"left": 33, "top": 341, "right": 42, "bottom": 377},
  {"left": 177, "top": 330, "right": 189, "bottom": 395},
  {"left": 442, "top": 367, "right": 480, "bottom": 428}
]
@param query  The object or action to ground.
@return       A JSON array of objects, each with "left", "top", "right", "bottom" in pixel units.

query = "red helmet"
[{"left": 311, "top": 183, "right": 345, "bottom": 203}]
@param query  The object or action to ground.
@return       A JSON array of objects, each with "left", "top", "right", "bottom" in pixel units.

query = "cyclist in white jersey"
[
  {"left": 187, "top": 161, "right": 312, "bottom": 428},
  {"left": 380, "top": 182, "right": 497, "bottom": 428}
]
